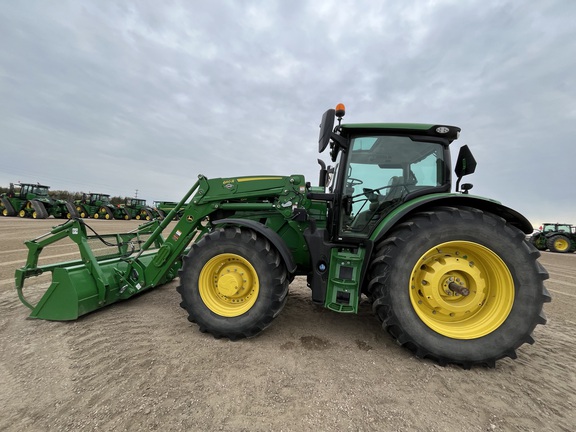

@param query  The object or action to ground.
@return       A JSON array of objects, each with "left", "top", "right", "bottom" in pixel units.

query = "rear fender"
[
  {"left": 212, "top": 218, "right": 297, "bottom": 274},
  {"left": 371, "top": 194, "right": 533, "bottom": 243}
]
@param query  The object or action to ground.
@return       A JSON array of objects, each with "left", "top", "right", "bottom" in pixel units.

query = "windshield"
[{"left": 341, "top": 135, "right": 446, "bottom": 235}]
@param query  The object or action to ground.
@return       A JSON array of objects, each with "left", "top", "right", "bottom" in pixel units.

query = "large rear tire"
[
  {"left": 368, "top": 206, "right": 550, "bottom": 368},
  {"left": 1, "top": 197, "right": 15, "bottom": 216},
  {"left": 547, "top": 234, "right": 572, "bottom": 253},
  {"left": 65, "top": 202, "right": 79, "bottom": 219},
  {"left": 31, "top": 200, "right": 48, "bottom": 219},
  {"left": 177, "top": 226, "right": 289, "bottom": 340}
]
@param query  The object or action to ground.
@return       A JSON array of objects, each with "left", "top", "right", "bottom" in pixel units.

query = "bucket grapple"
[{"left": 15, "top": 216, "right": 183, "bottom": 320}]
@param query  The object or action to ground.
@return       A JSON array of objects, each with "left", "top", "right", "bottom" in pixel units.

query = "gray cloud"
[{"left": 1, "top": 0, "right": 574, "bottom": 224}]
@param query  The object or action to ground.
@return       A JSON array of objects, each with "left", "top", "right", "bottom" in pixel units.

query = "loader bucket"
[{"left": 15, "top": 218, "right": 180, "bottom": 320}]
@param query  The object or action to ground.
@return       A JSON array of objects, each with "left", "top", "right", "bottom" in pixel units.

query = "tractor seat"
[{"left": 368, "top": 176, "right": 405, "bottom": 211}]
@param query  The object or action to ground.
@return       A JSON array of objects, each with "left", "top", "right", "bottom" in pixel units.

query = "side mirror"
[
  {"left": 454, "top": 145, "right": 477, "bottom": 192},
  {"left": 318, "top": 109, "right": 335, "bottom": 153}
]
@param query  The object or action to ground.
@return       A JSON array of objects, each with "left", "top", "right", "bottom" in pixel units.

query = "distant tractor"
[
  {"left": 117, "top": 198, "right": 159, "bottom": 220},
  {"left": 75, "top": 193, "right": 117, "bottom": 219},
  {"left": 153, "top": 200, "right": 182, "bottom": 219},
  {"left": 531, "top": 223, "right": 576, "bottom": 253},
  {"left": 0, "top": 182, "right": 78, "bottom": 219}
]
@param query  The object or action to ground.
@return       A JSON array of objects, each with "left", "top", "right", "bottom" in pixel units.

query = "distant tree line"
[{"left": 0, "top": 186, "right": 126, "bottom": 205}]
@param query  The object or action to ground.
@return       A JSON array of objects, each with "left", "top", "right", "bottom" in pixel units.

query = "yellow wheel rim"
[
  {"left": 199, "top": 253, "right": 259, "bottom": 317},
  {"left": 410, "top": 241, "right": 514, "bottom": 339},
  {"left": 2, "top": 209, "right": 7, "bottom": 216},
  {"left": 554, "top": 238, "right": 569, "bottom": 251}
]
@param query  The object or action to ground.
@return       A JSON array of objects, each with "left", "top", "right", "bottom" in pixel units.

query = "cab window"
[{"left": 340, "top": 135, "right": 445, "bottom": 235}]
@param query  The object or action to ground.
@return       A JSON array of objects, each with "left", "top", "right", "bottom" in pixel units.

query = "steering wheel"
[{"left": 347, "top": 177, "right": 363, "bottom": 187}]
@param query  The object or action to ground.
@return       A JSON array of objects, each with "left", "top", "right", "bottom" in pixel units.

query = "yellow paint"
[{"left": 237, "top": 177, "right": 283, "bottom": 182}]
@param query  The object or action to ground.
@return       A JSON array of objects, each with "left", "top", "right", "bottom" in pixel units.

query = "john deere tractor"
[
  {"left": 0, "top": 182, "right": 78, "bottom": 219},
  {"left": 75, "top": 193, "right": 117, "bottom": 219},
  {"left": 15, "top": 105, "right": 550, "bottom": 368},
  {"left": 116, "top": 198, "right": 159, "bottom": 220},
  {"left": 530, "top": 223, "right": 576, "bottom": 253},
  {"left": 154, "top": 200, "right": 182, "bottom": 220}
]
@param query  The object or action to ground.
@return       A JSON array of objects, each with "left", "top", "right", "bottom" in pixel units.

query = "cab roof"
[{"left": 340, "top": 123, "right": 461, "bottom": 143}]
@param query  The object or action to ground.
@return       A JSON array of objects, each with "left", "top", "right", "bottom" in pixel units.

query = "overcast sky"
[{"left": 1, "top": 1, "right": 574, "bottom": 227}]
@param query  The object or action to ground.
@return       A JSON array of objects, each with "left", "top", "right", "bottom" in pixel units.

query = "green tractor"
[
  {"left": 75, "top": 193, "right": 117, "bottom": 219},
  {"left": 117, "top": 198, "right": 160, "bottom": 220},
  {"left": 0, "top": 182, "right": 78, "bottom": 219},
  {"left": 530, "top": 223, "right": 576, "bottom": 253},
  {"left": 153, "top": 200, "right": 182, "bottom": 220},
  {"left": 15, "top": 105, "right": 550, "bottom": 368}
]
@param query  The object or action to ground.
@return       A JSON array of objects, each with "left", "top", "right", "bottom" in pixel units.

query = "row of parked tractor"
[{"left": 0, "top": 182, "right": 181, "bottom": 221}]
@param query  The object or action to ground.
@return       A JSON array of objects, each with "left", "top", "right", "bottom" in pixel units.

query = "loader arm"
[{"left": 15, "top": 174, "right": 311, "bottom": 320}]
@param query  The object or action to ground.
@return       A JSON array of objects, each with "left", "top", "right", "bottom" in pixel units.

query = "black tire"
[
  {"left": 65, "top": 202, "right": 79, "bottom": 219},
  {"left": 31, "top": 200, "right": 48, "bottom": 219},
  {"left": 546, "top": 234, "right": 572, "bottom": 253},
  {"left": 177, "top": 226, "right": 289, "bottom": 340},
  {"left": 1, "top": 197, "right": 15, "bottom": 216},
  {"left": 368, "top": 206, "right": 550, "bottom": 368},
  {"left": 101, "top": 206, "right": 114, "bottom": 220}
]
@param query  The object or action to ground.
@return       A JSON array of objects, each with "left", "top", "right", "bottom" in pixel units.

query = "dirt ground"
[{"left": 0, "top": 218, "right": 574, "bottom": 431}]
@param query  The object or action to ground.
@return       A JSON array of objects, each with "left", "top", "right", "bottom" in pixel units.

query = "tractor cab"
[
  {"left": 18, "top": 183, "right": 51, "bottom": 200},
  {"left": 317, "top": 104, "right": 464, "bottom": 239}
]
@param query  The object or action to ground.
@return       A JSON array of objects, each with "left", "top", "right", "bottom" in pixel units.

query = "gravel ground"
[{"left": 1, "top": 218, "right": 574, "bottom": 431}]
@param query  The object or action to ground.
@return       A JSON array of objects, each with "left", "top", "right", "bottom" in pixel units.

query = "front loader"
[{"left": 15, "top": 105, "right": 550, "bottom": 368}]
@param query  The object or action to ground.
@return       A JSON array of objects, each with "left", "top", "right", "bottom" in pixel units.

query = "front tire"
[
  {"left": 368, "top": 206, "right": 550, "bottom": 368},
  {"left": 178, "top": 226, "right": 289, "bottom": 340}
]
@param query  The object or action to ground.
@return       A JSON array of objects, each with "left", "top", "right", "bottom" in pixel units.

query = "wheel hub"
[
  {"left": 199, "top": 253, "right": 259, "bottom": 317},
  {"left": 218, "top": 272, "right": 244, "bottom": 296},
  {"left": 410, "top": 241, "right": 514, "bottom": 339}
]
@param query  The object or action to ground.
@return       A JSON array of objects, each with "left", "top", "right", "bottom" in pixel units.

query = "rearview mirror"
[
  {"left": 455, "top": 145, "right": 477, "bottom": 178},
  {"left": 454, "top": 145, "right": 477, "bottom": 192},
  {"left": 318, "top": 109, "right": 335, "bottom": 153}
]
